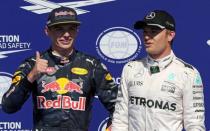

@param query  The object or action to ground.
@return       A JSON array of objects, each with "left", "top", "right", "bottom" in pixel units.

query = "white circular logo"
[
  {"left": 98, "top": 117, "right": 109, "bottom": 131},
  {"left": 96, "top": 27, "right": 142, "bottom": 64},
  {"left": 0, "top": 72, "right": 12, "bottom": 105},
  {"left": 207, "top": 39, "right": 210, "bottom": 46},
  {"left": 146, "top": 12, "right": 156, "bottom": 19}
]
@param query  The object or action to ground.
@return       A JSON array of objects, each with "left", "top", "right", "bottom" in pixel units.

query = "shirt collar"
[
  {"left": 147, "top": 50, "right": 175, "bottom": 71},
  {"left": 47, "top": 48, "right": 77, "bottom": 65}
]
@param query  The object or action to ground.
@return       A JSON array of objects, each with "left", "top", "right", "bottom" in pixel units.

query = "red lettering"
[
  {"left": 62, "top": 96, "right": 71, "bottom": 109},
  {"left": 55, "top": 11, "right": 74, "bottom": 17},
  {"left": 37, "top": 96, "right": 86, "bottom": 111},
  {"left": 53, "top": 95, "right": 62, "bottom": 108},
  {"left": 71, "top": 101, "right": 79, "bottom": 110},
  {"left": 37, "top": 96, "right": 45, "bottom": 109},
  {"left": 79, "top": 97, "right": 86, "bottom": 110},
  {"left": 45, "top": 100, "right": 52, "bottom": 109}
]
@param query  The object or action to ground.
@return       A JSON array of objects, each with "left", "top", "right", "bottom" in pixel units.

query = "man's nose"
[
  {"left": 63, "top": 31, "right": 71, "bottom": 36},
  {"left": 144, "top": 34, "right": 150, "bottom": 40}
]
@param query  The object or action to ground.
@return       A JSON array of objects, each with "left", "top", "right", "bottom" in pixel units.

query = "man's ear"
[
  {"left": 45, "top": 26, "right": 50, "bottom": 36},
  {"left": 168, "top": 30, "right": 175, "bottom": 42}
]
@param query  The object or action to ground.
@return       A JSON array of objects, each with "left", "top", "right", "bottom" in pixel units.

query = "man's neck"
[
  {"left": 149, "top": 48, "right": 171, "bottom": 60},
  {"left": 51, "top": 48, "right": 73, "bottom": 58}
]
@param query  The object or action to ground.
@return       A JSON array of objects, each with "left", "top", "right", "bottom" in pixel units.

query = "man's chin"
[
  {"left": 54, "top": 45, "right": 71, "bottom": 51},
  {"left": 145, "top": 48, "right": 153, "bottom": 53},
  {"left": 59, "top": 43, "right": 72, "bottom": 48}
]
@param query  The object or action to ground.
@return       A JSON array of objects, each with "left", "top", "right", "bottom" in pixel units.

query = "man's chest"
[{"left": 127, "top": 69, "right": 183, "bottom": 102}]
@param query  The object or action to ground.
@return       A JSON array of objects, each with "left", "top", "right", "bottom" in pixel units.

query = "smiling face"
[
  {"left": 142, "top": 26, "right": 175, "bottom": 59},
  {"left": 46, "top": 24, "right": 79, "bottom": 55}
]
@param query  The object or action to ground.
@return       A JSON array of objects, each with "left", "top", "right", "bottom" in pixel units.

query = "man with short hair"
[
  {"left": 112, "top": 10, "right": 205, "bottom": 131},
  {"left": 2, "top": 6, "right": 117, "bottom": 131}
]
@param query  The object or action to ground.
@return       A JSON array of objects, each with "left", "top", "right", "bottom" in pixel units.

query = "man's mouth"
[
  {"left": 59, "top": 39, "right": 71, "bottom": 45},
  {"left": 144, "top": 43, "right": 152, "bottom": 48}
]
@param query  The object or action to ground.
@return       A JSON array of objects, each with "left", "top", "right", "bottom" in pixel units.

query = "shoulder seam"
[{"left": 175, "top": 58, "right": 194, "bottom": 70}]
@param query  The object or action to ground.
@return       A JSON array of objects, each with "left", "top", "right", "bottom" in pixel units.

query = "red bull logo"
[
  {"left": 41, "top": 77, "right": 83, "bottom": 95},
  {"left": 37, "top": 95, "right": 86, "bottom": 111}
]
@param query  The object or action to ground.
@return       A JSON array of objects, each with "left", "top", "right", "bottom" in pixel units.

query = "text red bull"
[{"left": 37, "top": 95, "right": 86, "bottom": 111}]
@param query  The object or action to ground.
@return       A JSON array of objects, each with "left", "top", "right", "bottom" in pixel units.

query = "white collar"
[{"left": 147, "top": 51, "right": 175, "bottom": 72}]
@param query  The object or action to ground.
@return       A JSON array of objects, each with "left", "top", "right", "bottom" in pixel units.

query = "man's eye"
[
  {"left": 151, "top": 30, "right": 158, "bottom": 34},
  {"left": 69, "top": 27, "right": 77, "bottom": 31},
  {"left": 143, "top": 31, "right": 147, "bottom": 34},
  {"left": 54, "top": 28, "right": 63, "bottom": 31}
]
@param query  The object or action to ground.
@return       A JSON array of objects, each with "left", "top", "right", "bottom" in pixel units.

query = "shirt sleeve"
[
  {"left": 111, "top": 64, "right": 129, "bottom": 131},
  {"left": 2, "top": 59, "right": 35, "bottom": 113},
  {"left": 183, "top": 68, "right": 205, "bottom": 131},
  {"left": 92, "top": 61, "right": 118, "bottom": 121}
]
